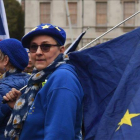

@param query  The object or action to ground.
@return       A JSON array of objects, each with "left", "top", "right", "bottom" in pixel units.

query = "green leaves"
[{"left": 3, "top": 0, "right": 24, "bottom": 40}]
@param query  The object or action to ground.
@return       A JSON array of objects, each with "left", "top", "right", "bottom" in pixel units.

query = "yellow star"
[
  {"left": 42, "top": 25, "right": 50, "bottom": 29},
  {"left": 31, "top": 27, "right": 38, "bottom": 31},
  {"left": 55, "top": 26, "right": 61, "bottom": 31},
  {"left": 116, "top": 109, "right": 140, "bottom": 131}
]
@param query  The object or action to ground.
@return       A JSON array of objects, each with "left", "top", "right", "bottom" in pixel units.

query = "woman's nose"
[{"left": 36, "top": 46, "right": 43, "bottom": 54}]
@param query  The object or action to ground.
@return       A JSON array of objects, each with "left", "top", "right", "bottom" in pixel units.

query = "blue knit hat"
[
  {"left": 21, "top": 23, "right": 66, "bottom": 48},
  {"left": 0, "top": 38, "right": 29, "bottom": 71}
]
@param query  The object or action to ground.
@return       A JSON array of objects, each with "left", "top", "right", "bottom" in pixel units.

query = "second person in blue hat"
[{"left": 0, "top": 38, "right": 30, "bottom": 140}]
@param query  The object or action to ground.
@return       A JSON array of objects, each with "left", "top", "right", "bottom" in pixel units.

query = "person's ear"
[
  {"left": 59, "top": 46, "right": 65, "bottom": 53},
  {"left": 3, "top": 55, "right": 9, "bottom": 66}
]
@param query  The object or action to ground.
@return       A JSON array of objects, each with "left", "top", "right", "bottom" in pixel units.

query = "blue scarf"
[{"left": 5, "top": 54, "right": 66, "bottom": 140}]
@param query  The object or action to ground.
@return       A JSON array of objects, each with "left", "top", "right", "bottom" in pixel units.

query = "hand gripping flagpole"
[
  {"left": 2, "top": 85, "right": 27, "bottom": 104},
  {"left": 79, "top": 11, "right": 140, "bottom": 51}
]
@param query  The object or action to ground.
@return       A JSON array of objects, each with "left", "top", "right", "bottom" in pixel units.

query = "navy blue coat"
[{"left": 0, "top": 72, "right": 30, "bottom": 140}]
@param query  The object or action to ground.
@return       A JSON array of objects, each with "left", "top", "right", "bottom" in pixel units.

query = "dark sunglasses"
[{"left": 29, "top": 44, "right": 60, "bottom": 53}]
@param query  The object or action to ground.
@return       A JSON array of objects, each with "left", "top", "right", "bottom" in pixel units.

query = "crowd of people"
[{"left": 0, "top": 23, "right": 84, "bottom": 140}]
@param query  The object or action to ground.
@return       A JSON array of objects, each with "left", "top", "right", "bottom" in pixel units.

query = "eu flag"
[
  {"left": 68, "top": 27, "right": 140, "bottom": 140},
  {"left": 95, "top": 35, "right": 140, "bottom": 140}
]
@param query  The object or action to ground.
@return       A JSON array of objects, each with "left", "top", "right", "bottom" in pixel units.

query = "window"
[
  {"left": 40, "top": 2, "right": 50, "bottom": 24},
  {"left": 96, "top": 2, "right": 107, "bottom": 26},
  {"left": 123, "top": 1, "right": 135, "bottom": 26},
  {"left": 66, "top": 2, "right": 77, "bottom": 26}
]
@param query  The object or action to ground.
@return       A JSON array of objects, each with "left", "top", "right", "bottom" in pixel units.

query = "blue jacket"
[
  {"left": 19, "top": 64, "right": 84, "bottom": 140},
  {"left": 0, "top": 72, "right": 30, "bottom": 140}
]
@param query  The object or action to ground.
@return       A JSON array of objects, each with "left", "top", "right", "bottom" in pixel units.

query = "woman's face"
[
  {"left": 29, "top": 35, "right": 64, "bottom": 71},
  {"left": 24, "top": 52, "right": 34, "bottom": 73}
]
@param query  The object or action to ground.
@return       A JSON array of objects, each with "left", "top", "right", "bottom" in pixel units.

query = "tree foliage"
[{"left": 3, "top": 0, "right": 24, "bottom": 40}]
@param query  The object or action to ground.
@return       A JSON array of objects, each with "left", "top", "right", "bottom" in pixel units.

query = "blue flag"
[
  {"left": 0, "top": 15, "right": 5, "bottom": 35},
  {"left": 95, "top": 38, "right": 140, "bottom": 140},
  {"left": 68, "top": 27, "right": 140, "bottom": 140},
  {"left": 0, "top": 0, "right": 9, "bottom": 40},
  {"left": 64, "top": 29, "right": 87, "bottom": 54}
]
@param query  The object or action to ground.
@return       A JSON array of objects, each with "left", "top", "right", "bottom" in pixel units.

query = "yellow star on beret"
[
  {"left": 42, "top": 25, "right": 50, "bottom": 29},
  {"left": 55, "top": 26, "right": 61, "bottom": 31}
]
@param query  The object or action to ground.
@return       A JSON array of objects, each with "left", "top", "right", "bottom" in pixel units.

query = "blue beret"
[
  {"left": 21, "top": 23, "right": 66, "bottom": 47},
  {"left": 0, "top": 38, "right": 29, "bottom": 71}
]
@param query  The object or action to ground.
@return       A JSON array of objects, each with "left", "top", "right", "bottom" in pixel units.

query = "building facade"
[{"left": 23, "top": 0, "right": 140, "bottom": 49}]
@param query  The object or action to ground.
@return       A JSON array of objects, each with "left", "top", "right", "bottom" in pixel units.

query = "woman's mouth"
[{"left": 36, "top": 59, "right": 45, "bottom": 62}]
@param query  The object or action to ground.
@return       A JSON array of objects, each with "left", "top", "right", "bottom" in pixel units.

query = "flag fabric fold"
[
  {"left": 0, "top": 0, "right": 9, "bottom": 40},
  {"left": 68, "top": 27, "right": 140, "bottom": 140},
  {"left": 64, "top": 29, "right": 87, "bottom": 54}
]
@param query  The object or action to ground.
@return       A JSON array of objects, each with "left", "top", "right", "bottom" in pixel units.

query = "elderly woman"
[
  {"left": 0, "top": 38, "right": 30, "bottom": 140},
  {"left": 4, "top": 24, "right": 84, "bottom": 140}
]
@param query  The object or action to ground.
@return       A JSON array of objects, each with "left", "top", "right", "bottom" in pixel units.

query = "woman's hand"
[{"left": 3, "top": 88, "right": 21, "bottom": 108}]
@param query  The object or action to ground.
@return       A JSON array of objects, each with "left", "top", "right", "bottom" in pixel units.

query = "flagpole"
[{"left": 79, "top": 11, "right": 140, "bottom": 51}]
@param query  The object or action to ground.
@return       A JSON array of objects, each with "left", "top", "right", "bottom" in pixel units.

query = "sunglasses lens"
[
  {"left": 29, "top": 45, "right": 38, "bottom": 53},
  {"left": 40, "top": 44, "right": 51, "bottom": 52},
  {"left": 29, "top": 44, "right": 57, "bottom": 53}
]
